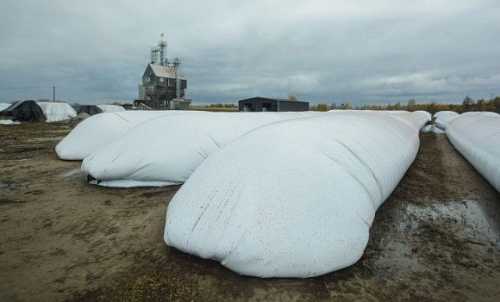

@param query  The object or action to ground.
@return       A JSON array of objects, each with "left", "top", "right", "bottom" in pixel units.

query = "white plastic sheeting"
[
  {"left": 0, "top": 103, "right": 10, "bottom": 112},
  {"left": 329, "top": 110, "right": 431, "bottom": 131},
  {"left": 97, "top": 105, "right": 125, "bottom": 113},
  {"left": 56, "top": 111, "right": 188, "bottom": 160},
  {"left": 36, "top": 102, "right": 77, "bottom": 122},
  {"left": 446, "top": 112, "right": 500, "bottom": 191},
  {"left": 0, "top": 119, "right": 20, "bottom": 125},
  {"left": 421, "top": 125, "right": 445, "bottom": 134},
  {"left": 81, "top": 112, "right": 319, "bottom": 187},
  {"left": 421, "top": 125, "right": 432, "bottom": 133},
  {"left": 386, "top": 110, "right": 431, "bottom": 131},
  {"left": 164, "top": 111, "right": 426, "bottom": 278},
  {"left": 434, "top": 111, "right": 459, "bottom": 130}
]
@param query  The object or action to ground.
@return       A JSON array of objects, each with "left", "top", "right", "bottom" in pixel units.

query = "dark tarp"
[
  {"left": 78, "top": 105, "right": 103, "bottom": 115},
  {"left": 1, "top": 100, "right": 46, "bottom": 122}
]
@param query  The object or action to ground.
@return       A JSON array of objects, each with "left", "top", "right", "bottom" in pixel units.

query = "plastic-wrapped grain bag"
[
  {"left": 0, "top": 103, "right": 10, "bottom": 112},
  {"left": 97, "top": 104, "right": 125, "bottom": 113},
  {"left": 433, "top": 127, "right": 445, "bottom": 134},
  {"left": 164, "top": 111, "right": 423, "bottom": 278},
  {"left": 0, "top": 119, "right": 20, "bottom": 125},
  {"left": 410, "top": 111, "right": 432, "bottom": 128},
  {"left": 81, "top": 112, "right": 319, "bottom": 187},
  {"left": 446, "top": 112, "right": 500, "bottom": 191},
  {"left": 434, "top": 111, "right": 459, "bottom": 130},
  {"left": 385, "top": 110, "right": 430, "bottom": 130},
  {"left": 329, "top": 110, "right": 430, "bottom": 131},
  {"left": 421, "top": 125, "right": 433, "bottom": 133},
  {"left": 56, "top": 111, "right": 192, "bottom": 160},
  {"left": 37, "top": 102, "right": 77, "bottom": 122},
  {"left": 421, "top": 125, "right": 445, "bottom": 134}
]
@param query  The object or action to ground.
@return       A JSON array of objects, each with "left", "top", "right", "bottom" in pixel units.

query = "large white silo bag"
[
  {"left": 55, "top": 111, "right": 193, "bottom": 160},
  {"left": 446, "top": 112, "right": 500, "bottom": 191},
  {"left": 81, "top": 111, "right": 319, "bottom": 187},
  {"left": 37, "top": 102, "right": 77, "bottom": 122},
  {"left": 434, "top": 111, "right": 459, "bottom": 130},
  {"left": 97, "top": 104, "right": 126, "bottom": 113},
  {"left": 164, "top": 111, "right": 423, "bottom": 278}
]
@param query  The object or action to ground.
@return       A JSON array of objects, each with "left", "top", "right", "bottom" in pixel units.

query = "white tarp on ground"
[
  {"left": 421, "top": 125, "right": 432, "bottom": 133},
  {"left": 97, "top": 105, "right": 126, "bottom": 113},
  {"left": 421, "top": 124, "right": 445, "bottom": 134},
  {"left": 36, "top": 102, "right": 77, "bottom": 122},
  {"left": 164, "top": 111, "right": 426, "bottom": 278},
  {"left": 446, "top": 112, "right": 500, "bottom": 191},
  {"left": 56, "top": 111, "right": 190, "bottom": 160},
  {"left": 0, "top": 119, "right": 20, "bottom": 125},
  {"left": 329, "top": 110, "right": 431, "bottom": 131},
  {"left": 0, "top": 103, "right": 10, "bottom": 112},
  {"left": 386, "top": 110, "right": 431, "bottom": 131},
  {"left": 81, "top": 112, "right": 319, "bottom": 187},
  {"left": 434, "top": 111, "right": 459, "bottom": 130}
]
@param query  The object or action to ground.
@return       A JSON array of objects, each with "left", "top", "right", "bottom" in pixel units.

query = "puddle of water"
[
  {"left": 60, "top": 168, "right": 82, "bottom": 179},
  {"left": 29, "top": 137, "right": 65, "bottom": 142},
  {"left": 371, "top": 199, "right": 500, "bottom": 277},
  {"left": 373, "top": 239, "right": 425, "bottom": 275},
  {"left": 401, "top": 200, "right": 499, "bottom": 245},
  {"left": 0, "top": 181, "right": 16, "bottom": 190}
]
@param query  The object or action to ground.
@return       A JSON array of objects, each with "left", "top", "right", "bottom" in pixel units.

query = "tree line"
[{"left": 311, "top": 96, "right": 500, "bottom": 114}]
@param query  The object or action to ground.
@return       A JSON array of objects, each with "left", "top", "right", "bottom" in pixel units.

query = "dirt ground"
[{"left": 0, "top": 122, "right": 499, "bottom": 302}]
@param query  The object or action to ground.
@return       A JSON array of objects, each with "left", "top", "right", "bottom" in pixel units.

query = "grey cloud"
[{"left": 0, "top": 0, "right": 499, "bottom": 105}]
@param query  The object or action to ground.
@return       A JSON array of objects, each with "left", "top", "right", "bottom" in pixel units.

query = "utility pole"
[{"left": 52, "top": 85, "right": 56, "bottom": 102}]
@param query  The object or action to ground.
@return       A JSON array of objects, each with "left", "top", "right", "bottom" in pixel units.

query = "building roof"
[
  {"left": 149, "top": 64, "right": 185, "bottom": 79},
  {"left": 239, "top": 97, "right": 309, "bottom": 104}
]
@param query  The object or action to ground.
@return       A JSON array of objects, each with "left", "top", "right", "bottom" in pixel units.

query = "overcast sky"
[{"left": 1, "top": 0, "right": 499, "bottom": 105}]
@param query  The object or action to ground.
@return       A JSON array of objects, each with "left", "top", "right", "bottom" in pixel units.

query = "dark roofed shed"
[
  {"left": 1, "top": 100, "right": 46, "bottom": 122},
  {"left": 238, "top": 97, "right": 309, "bottom": 112}
]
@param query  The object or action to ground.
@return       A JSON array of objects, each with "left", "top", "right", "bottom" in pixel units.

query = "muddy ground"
[{"left": 0, "top": 122, "right": 499, "bottom": 302}]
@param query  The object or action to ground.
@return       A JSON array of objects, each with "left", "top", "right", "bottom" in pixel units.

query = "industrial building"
[
  {"left": 238, "top": 97, "right": 309, "bottom": 112},
  {"left": 136, "top": 34, "right": 190, "bottom": 110}
]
